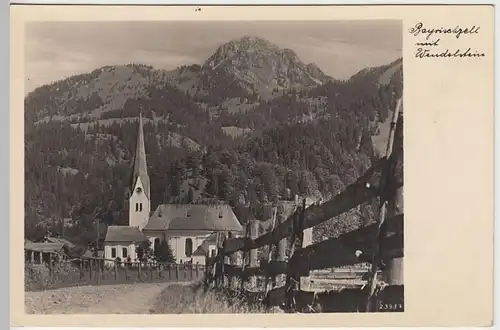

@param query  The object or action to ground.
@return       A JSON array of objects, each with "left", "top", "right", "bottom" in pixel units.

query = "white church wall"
[{"left": 163, "top": 231, "right": 213, "bottom": 264}]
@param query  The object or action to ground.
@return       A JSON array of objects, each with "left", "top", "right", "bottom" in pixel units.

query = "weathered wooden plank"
[
  {"left": 289, "top": 214, "right": 403, "bottom": 275},
  {"left": 366, "top": 99, "right": 404, "bottom": 312},
  {"left": 222, "top": 158, "right": 402, "bottom": 256},
  {"left": 223, "top": 260, "right": 288, "bottom": 279},
  {"left": 343, "top": 214, "right": 403, "bottom": 244}
]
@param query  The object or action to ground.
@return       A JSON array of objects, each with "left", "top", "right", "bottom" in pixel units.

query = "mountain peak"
[
  {"left": 203, "top": 35, "right": 332, "bottom": 97},
  {"left": 204, "top": 35, "right": 282, "bottom": 70},
  {"left": 232, "top": 35, "right": 280, "bottom": 50}
]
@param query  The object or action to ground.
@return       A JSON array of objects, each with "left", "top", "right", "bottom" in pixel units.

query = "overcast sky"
[{"left": 25, "top": 20, "right": 402, "bottom": 93}]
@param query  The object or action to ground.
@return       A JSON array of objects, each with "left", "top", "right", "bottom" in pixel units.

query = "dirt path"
[{"left": 25, "top": 282, "right": 191, "bottom": 314}]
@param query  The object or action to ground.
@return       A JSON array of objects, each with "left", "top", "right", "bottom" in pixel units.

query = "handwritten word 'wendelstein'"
[{"left": 409, "top": 22, "right": 480, "bottom": 40}]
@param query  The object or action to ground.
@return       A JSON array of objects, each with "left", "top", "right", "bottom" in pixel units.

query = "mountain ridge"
[{"left": 24, "top": 35, "right": 403, "bottom": 246}]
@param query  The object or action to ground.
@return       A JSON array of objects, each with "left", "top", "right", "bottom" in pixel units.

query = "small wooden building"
[{"left": 24, "top": 241, "right": 67, "bottom": 265}]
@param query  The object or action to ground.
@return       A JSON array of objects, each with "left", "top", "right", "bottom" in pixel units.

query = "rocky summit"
[{"left": 203, "top": 36, "right": 332, "bottom": 98}]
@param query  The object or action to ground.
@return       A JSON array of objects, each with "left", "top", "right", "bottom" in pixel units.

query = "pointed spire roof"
[{"left": 131, "top": 113, "right": 150, "bottom": 198}]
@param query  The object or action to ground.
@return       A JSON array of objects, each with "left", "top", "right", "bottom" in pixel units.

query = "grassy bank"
[{"left": 150, "top": 284, "right": 279, "bottom": 314}]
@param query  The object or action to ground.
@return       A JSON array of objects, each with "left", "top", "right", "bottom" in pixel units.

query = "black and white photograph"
[{"left": 23, "top": 19, "right": 404, "bottom": 314}]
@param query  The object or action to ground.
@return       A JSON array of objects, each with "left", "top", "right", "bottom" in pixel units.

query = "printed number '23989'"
[{"left": 379, "top": 303, "right": 403, "bottom": 311}]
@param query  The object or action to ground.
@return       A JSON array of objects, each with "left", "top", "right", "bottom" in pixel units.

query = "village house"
[
  {"left": 103, "top": 114, "right": 243, "bottom": 265},
  {"left": 192, "top": 232, "right": 218, "bottom": 263},
  {"left": 103, "top": 226, "right": 148, "bottom": 266}
]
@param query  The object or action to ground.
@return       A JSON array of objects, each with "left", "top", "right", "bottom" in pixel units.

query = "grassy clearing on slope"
[{"left": 151, "top": 283, "right": 276, "bottom": 314}]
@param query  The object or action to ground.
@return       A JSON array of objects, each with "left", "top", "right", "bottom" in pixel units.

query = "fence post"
[
  {"left": 300, "top": 199, "right": 313, "bottom": 291},
  {"left": 240, "top": 221, "right": 250, "bottom": 293},
  {"left": 365, "top": 97, "right": 403, "bottom": 312},
  {"left": 382, "top": 110, "right": 404, "bottom": 286},
  {"left": 138, "top": 261, "right": 142, "bottom": 281},
  {"left": 176, "top": 264, "right": 179, "bottom": 281},
  {"left": 124, "top": 261, "right": 128, "bottom": 280},
  {"left": 89, "top": 259, "right": 93, "bottom": 282},
  {"left": 80, "top": 258, "right": 84, "bottom": 280},
  {"left": 114, "top": 260, "right": 117, "bottom": 280},
  {"left": 225, "top": 233, "right": 237, "bottom": 290},
  {"left": 248, "top": 220, "right": 258, "bottom": 291},
  {"left": 150, "top": 262, "right": 154, "bottom": 281},
  {"left": 276, "top": 203, "right": 287, "bottom": 288},
  {"left": 48, "top": 253, "right": 52, "bottom": 276},
  {"left": 264, "top": 207, "right": 277, "bottom": 294},
  {"left": 96, "top": 258, "right": 100, "bottom": 284},
  {"left": 284, "top": 198, "right": 305, "bottom": 312}
]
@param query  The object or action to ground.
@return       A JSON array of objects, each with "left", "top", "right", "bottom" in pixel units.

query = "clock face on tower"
[{"left": 136, "top": 187, "right": 142, "bottom": 194}]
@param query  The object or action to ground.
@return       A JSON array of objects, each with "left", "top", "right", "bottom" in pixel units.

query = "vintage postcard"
[{"left": 10, "top": 4, "right": 493, "bottom": 328}]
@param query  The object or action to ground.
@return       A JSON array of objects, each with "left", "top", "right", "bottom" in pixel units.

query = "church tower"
[{"left": 129, "top": 113, "right": 151, "bottom": 230}]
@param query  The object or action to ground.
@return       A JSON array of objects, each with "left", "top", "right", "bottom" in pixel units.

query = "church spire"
[{"left": 131, "top": 112, "right": 150, "bottom": 199}]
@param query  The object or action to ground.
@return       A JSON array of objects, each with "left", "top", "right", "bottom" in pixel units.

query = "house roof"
[
  {"left": 144, "top": 204, "right": 243, "bottom": 232},
  {"left": 82, "top": 249, "right": 104, "bottom": 259},
  {"left": 104, "top": 226, "right": 148, "bottom": 243},
  {"left": 25, "top": 242, "right": 65, "bottom": 253},
  {"left": 193, "top": 233, "right": 218, "bottom": 256},
  {"left": 41, "top": 236, "right": 76, "bottom": 248},
  {"left": 82, "top": 250, "right": 93, "bottom": 258}
]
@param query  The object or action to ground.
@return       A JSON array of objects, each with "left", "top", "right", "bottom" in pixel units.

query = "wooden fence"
[
  {"left": 77, "top": 258, "right": 205, "bottom": 285},
  {"left": 26, "top": 257, "right": 205, "bottom": 290},
  {"left": 204, "top": 98, "right": 404, "bottom": 313}
]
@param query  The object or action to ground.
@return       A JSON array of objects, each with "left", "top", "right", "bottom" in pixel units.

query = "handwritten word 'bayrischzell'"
[
  {"left": 409, "top": 22, "right": 480, "bottom": 40},
  {"left": 415, "top": 47, "right": 485, "bottom": 58}
]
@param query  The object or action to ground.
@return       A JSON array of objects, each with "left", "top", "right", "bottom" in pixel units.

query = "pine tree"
[
  {"left": 135, "top": 240, "right": 154, "bottom": 262},
  {"left": 154, "top": 241, "right": 175, "bottom": 263}
]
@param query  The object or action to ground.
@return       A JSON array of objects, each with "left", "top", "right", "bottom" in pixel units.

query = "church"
[{"left": 103, "top": 114, "right": 243, "bottom": 265}]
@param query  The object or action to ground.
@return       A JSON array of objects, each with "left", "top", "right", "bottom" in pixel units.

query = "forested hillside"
[{"left": 24, "top": 35, "right": 403, "bottom": 247}]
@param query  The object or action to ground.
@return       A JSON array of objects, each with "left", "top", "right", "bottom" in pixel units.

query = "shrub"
[{"left": 25, "top": 260, "right": 81, "bottom": 291}]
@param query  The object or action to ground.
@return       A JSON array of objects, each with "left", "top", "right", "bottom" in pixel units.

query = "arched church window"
[
  {"left": 185, "top": 238, "right": 193, "bottom": 257},
  {"left": 122, "top": 247, "right": 128, "bottom": 258},
  {"left": 139, "top": 203, "right": 143, "bottom": 212},
  {"left": 135, "top": 203, "right": 139, "bottom": 212}
]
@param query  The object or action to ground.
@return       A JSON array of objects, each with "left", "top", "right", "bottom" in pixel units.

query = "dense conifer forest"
[{"left": 24, "top": 37, "right": 403, "bottom": 248}]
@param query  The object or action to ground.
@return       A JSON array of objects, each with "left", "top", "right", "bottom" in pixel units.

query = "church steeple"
[
  {"left": 129, "top": 113, "right": 151, "bottom": 230},
  {"left": 131, "top": 113, "right": 150, "bottom": 199}
]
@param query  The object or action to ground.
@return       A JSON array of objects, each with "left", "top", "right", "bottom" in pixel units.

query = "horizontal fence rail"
[{"left": 221, "top": 158, "right": 403, "bottom": 257}]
